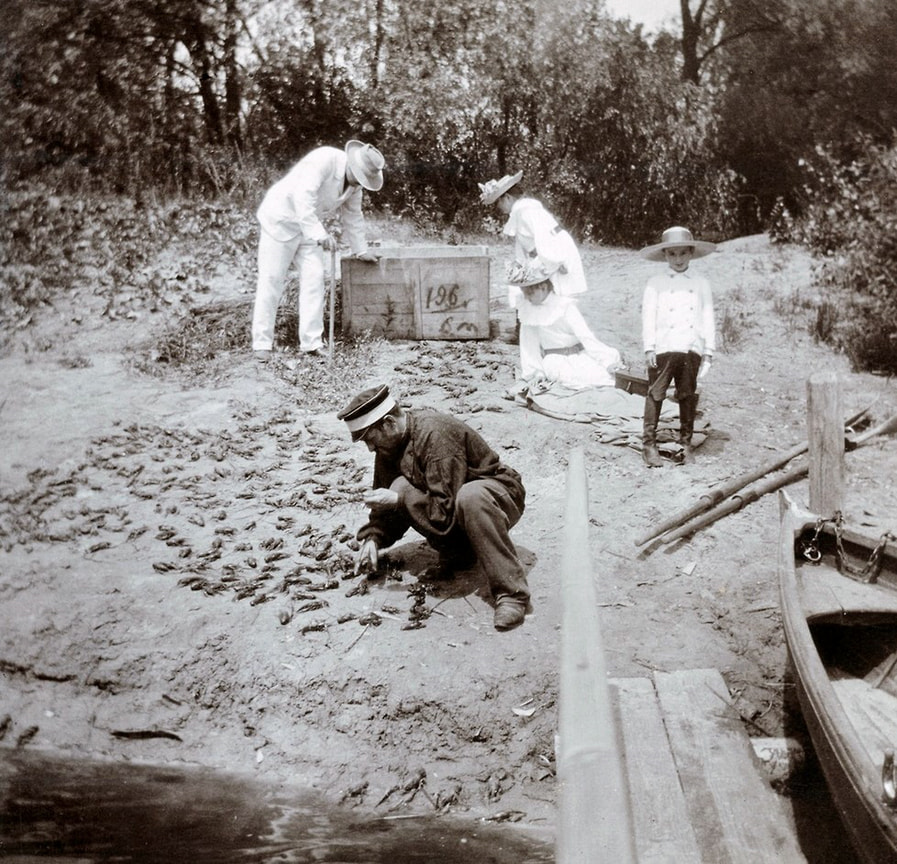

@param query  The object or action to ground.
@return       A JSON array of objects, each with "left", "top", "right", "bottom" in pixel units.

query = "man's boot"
[
  {"left": 678, "top": 396, "right": 697, "bottom": 464},
  {"left": 642, "top": 396, "right": 663, "bottom": 468}
]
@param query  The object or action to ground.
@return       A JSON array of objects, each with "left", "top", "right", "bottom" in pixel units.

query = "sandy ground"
[{"left": 2, "top": 222, "right": 896, "bottom": 838}]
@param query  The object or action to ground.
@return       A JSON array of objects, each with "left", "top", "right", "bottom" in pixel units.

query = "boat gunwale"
[{"left": 777, "top": 491, "right": 897, "bottom": 863}]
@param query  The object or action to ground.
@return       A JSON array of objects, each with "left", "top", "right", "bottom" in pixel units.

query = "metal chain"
[
  {"left": 798, "top": 516, "right": 833, "bottom": 563},
  {"left": 800, "top": 511, "right": 895, "bottom": 584},
  {"left": 831, "top": 512, "right": 896, "bottom": 584}
]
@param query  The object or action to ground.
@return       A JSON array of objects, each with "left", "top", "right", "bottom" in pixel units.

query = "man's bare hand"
[
  {"left": 355, "top": 538, "right": 379, "bottom": 575},
  {"left": 645, "top": 350, "right": 657, "bottom": 369},
  {"left": 318, "top": 235, "right": 336, "bottom": 252},
  {"left": 363, "top": 488, "right": 399, "bottom": 509},
  {"left": 355, "top": 251, "right": 380, "bottom": 263}
]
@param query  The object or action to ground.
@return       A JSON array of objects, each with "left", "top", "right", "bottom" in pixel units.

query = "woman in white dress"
[
  {"left": 479, "top": 171, "right": 587, "bottom": 309},
  {"left": 508, "top": 262, "right": 621, "bottom": 390}
]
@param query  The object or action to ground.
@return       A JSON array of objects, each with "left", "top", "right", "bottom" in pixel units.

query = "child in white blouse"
[
  {"left": 639, "top": 226, "right": 717, "bottom": 467},
  {"left": 508, "top": 261, "right": 621, "bottom": 391}
]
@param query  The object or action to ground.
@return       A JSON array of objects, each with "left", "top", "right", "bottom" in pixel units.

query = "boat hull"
[{"left": 778, "top": 492, "right": 897, "bottom": 864}]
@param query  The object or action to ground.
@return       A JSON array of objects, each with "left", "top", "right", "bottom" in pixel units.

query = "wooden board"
[
  {"left": 612, "top": 677, "right": 702, "bottom": 863},
  {"left": 653, "top": 669, "right": 807, "bottom": 863},
  {"left": 798, "top": 566, "right": 897, "bottom": 619},
  {"left": 418, "top": 257, "right": 489, "bottom": 339},
  {"left": 340, "top": 257, "right": 419, "bottom": 339},
  {"left": 341, "top": 246, "right": 490, "bottom": 340},
  {"left": 830, "top": 677, "right": 897, "bottom": 759}
]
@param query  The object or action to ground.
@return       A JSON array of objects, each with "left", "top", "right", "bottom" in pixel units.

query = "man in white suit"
[{"left": 251, "top": 140, "right": 385, "bottom": 359}]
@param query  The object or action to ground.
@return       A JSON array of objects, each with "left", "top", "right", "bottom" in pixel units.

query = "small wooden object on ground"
[
  {"left": 341, "top": 246, "right": 490, "bottom": 340},
  {"left": 614, "top": 369, "right": 649, "bottom": 397}
]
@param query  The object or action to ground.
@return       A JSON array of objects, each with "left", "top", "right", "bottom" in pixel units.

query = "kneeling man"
[{"left": 338, "top": 385, "right": 530, "bottom": 631}]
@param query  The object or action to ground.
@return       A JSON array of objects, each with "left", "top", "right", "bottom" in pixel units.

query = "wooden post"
[
  {"left": 806, "top": 371, "right": 844, "bottom": 515},
  {"left": 557, "top": 448, "right": 637, "bottom": 864}
]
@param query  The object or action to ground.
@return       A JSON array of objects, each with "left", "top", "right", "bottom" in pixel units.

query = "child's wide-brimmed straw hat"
[
  {"left": 640, "top": 226, "right": 716, "bottom": 261},
  {"left": 478, "top": 170, "right": 523, "bottom": 205},
  {"left": 506, "top": 260, "right": 556, "bottom": 288}
]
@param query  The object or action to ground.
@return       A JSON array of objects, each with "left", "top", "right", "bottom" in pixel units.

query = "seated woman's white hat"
[
  {"left": 640, "top": 226, "right": 716, "bottom": 261},
  {"left": 345, "top": 140, "right": 386, "bottom": 191},
  {"left": 478, "top": 170, "right": 524, "bottom": 205},
  {"left": 506, "top": 260, "right": 557, "bottom": 288}
]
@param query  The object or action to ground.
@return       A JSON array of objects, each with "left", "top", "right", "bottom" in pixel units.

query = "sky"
[{"left": 604, "top": 0, "right": 681, "bottom": 34}]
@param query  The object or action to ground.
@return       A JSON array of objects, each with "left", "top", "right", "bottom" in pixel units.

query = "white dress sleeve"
[
  {"left": 518, "top": 324, "right": 544, "bottom": 380},
  {"left": 529, "top": 207, "right": 567, "bottom": 270}
]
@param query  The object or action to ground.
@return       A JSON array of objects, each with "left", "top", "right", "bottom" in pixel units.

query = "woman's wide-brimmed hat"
[
  {"left": 639, "top": 226, "right": 716, "bottom": 261},
  {"left": 345, "top": 140, "right": 385, "bottom": 191},
  {"left": 478, "top": 170, "right": 523, "bottom": 205},
  {"left": 506, "top": 259, "right": 556, "bottom": 288}
]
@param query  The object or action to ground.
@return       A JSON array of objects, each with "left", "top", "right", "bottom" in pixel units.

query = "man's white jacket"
[{"left": 256, "top": 146, "right": 368, "bottom": 254}]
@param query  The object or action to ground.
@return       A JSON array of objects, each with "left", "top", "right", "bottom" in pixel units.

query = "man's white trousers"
[{"left": 251, "top": 229, "right": 326, "bottom": 352}]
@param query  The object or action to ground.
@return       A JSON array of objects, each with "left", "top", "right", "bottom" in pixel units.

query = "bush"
[{"left": 771, "top": 139, "right": 897, "bottom": 374}]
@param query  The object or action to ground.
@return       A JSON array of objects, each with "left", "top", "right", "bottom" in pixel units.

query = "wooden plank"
[
  {"left": 612, "top": 677, "right": 702, "bottom": 864},
  {"left": 557, "top": 449, "right": 637, "bottom": 863},
  {"left": 831, "top": 678, "right": 897, "bottom": 756},
  {"left": 654, "top": 669, "right": 807, "bottom": 863},
  {"left": 342, "top": 248, "right": 490, "bottom": 341},
  {"left": 798, "top": 567, "right": 897, "bottom": 619},
  {"left": 342, "top": 258, "right": 417, "bottom": 338},
  {"left": 418, "top": 257, "right": 490, "bottom": 340}
]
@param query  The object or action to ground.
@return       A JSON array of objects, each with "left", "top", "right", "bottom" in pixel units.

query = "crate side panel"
[
  {"left": 418, "top": 258, "right": 490, "bottom": 340},
  {"left": 343, "top": 259, "right": 418, "bottom": 339}
]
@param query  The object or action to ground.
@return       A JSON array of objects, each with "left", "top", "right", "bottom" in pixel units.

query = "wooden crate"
[{"left": 341, "top": 246, "right": 490, "bottom": 340}]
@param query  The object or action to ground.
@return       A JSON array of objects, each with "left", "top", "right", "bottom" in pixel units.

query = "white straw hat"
[
  {"left": 640, "top": 226, "right": 716, "bottom": 261},
  {"left": 478, "top": 171, "right": 523, "bottom": 205},
  {"left": 506, "top": 260, "right": 557, "bottom": 288},
  {"left": 345, "top": 140, "right": 385, "bottom": 191}
]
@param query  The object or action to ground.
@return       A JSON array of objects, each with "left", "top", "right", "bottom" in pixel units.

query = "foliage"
[
  {"left": 771, "top": 139, "right": 897, "bottom": 373},
  {"left": 716, "top": 0, "right": 897, "bottom": 219},
  {"left": 529, "top": 16, "right": 742, "bottom": 244},
  {"left": 0, "top": 188, "right": 255, "bottom": 348},
  {"left": 1, "top": 0, "right": 253, "bottom": 196},
  {"left": 2, "top": 0, "right": 896, "bottom": 252}
]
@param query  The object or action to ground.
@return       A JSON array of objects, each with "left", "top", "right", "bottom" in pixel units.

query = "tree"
[
  {"left": 716, "top": 0, "right": 897, "bottom": 217},
  {"left": 1, "top": 0, "right": 253, "bottom": 193},
  {"left": 676, "top": 0, "right": 780, "bottom": 84}
]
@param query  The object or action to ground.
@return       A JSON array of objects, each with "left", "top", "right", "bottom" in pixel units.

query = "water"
[{"left": 0, "top": 752, "right": 554, "bottom": 863}]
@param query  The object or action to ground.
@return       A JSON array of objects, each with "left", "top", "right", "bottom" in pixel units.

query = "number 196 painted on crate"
[{"left": 426, "top": 283, "right": 470, "bottom": 310}]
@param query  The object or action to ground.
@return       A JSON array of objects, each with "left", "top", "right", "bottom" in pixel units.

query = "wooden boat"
[{"left": 778, "top": 491, "right": 897, "bottom": 864}]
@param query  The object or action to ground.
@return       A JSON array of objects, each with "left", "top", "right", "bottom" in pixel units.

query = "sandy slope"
[{"left": 1, "top": 228, "right": 896, "bottom": 834}]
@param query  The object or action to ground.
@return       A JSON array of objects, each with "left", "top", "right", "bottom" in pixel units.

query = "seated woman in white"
[{"left": 509, "top": 262, "right": 621, "bottom": 390}]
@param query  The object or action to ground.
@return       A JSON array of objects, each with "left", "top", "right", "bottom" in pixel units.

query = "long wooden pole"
[
  {"left": 848, "top": 413, "right": 897, "bottom": 448},
  {"left": 633, "top": 405, "right": 872, "bottom": 547},
  {"left": 659, "top": 413, "right": 897, "bottom": 544},
  {"left": 661, "top": 461, "right": 809, "bottom": 545},
  {"left": 557, "top": 448, "right": 637, "bottom": 864},
  {"left": 328, "top": 246, "right": 337, "bottom": 360},
  {"left": 633, "top": 440, "right": 807, "bottom": 547}
]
